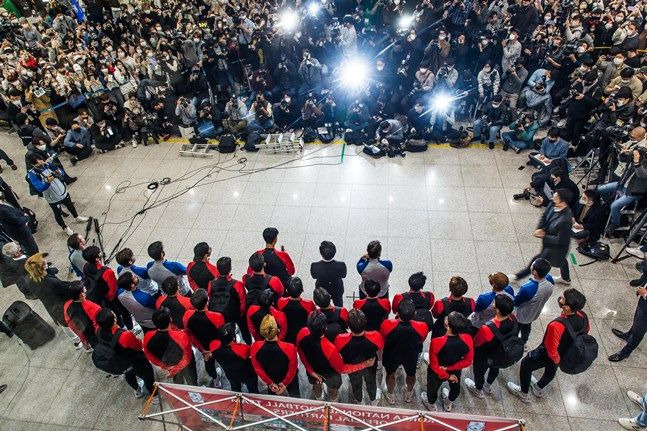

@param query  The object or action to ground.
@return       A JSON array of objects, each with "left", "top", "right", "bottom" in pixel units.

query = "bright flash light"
[
  {"left": 398, "top": 14, "right": 414, "bottom": 30},
  {"left": 307, "top": 2, "right": 321, "bottom": 16},
  {"left": 339, "top": 59, "right": 370, "bottom": 90},
  {"left": 278, "top": 9, "right": 299, "bottom": 32},
  {"left": 431, "top": 93, "right": 452, "bottom": 113}
]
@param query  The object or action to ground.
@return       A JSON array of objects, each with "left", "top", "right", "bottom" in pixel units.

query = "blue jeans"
[
  {"left": 502, "top": 132, "right": 532, "bottom": 150},
  {"left": 636, "top": 389, "right": 647, "bottom": 427},
  {"left": 597, "top": 182, "right": 638, "bottom": 225},
  {"left": 473, "top": 119, "right": 501, "bottom": 143},
  {"left": 248, "top": 118, "right": 274, "bottom": 133}
]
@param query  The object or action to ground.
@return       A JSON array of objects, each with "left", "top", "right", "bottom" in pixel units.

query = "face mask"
[
  {"left": 439, "top": 35, "right": 446, "bottom": 40},
  {"left": 36, "top": 144, "right": 46, "bottom": 151},
  {"left": 622, "top": 79, "right": 630, "bottom": 84},
  {"left": 548, "top": 138, "right": 557, "bottom": 143},
  {"left": 72, "top": 126, "right": 80, "bottom": 132},
  {"left": 156, "top": 27, "right": 161, "bottom": 31},
  {"left": 509, "top": 34, "right": 516, "bottom": 40},
  {"left": 577, "top": 47, "right": 586, "bottom": 53},
  {"left": 284, "top": 96, "right": 291, "bottom": 103},
  {"left": 545, "top": 16, "right": 552, "bottom": 21},
  {"left": 394, "top": 0, "right": 400, "bottom": 4},
  {"left": 482, "top": 39, "right": 489, "bottom": 45},
  {"left": 377, "top": 65, "right": 384, "bottom": 71},
  {"left": 492, "top": 103, "right": 501, "bottom": 108},
  {"left": 613, "top": 57, "right": 623, "bottom": 65},
  {"left": 615, "top": 17, "right": 624, "bottom": 23},
  {"left": 557, "top": 297, "right": 564, "bottom": 310},
  {"left": 605, "top": 23, "right": 612, "bottom": 29},
  {"left": 579, "top": 197, "right": 588, "bottom": 205},
  {"left": 415, "top": 106, "right": 423, "bottom": 113},
  {"left": 617, "top": 99, "right": 627, "bottom": 106},
  {"left": 484, "top": 67, "right": 491, "bottom": 73},
  {"left": 419, "top": 68, "right": 427, "bottom": 73}
]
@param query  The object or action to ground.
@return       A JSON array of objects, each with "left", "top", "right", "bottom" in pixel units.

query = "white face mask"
[
  {"left": 284, "top": 96, "right": 291, "bottom": 103},
  {"left": 577, "top": 47, "right": 586, "bottom": 53},
  {"left": 36, "top": 144, "right": 46, "bottom": 151},
  {"left": 613, "top": 57, "right": 624, "bottom": 65},
  {"left": 438, "top": 35, "right": 446, "bottom": 40},
  {"left": 617, "top": 99, "right": 627, "bottom": 106},
  {"left": 579, "top": 197, "right": 588, "bottom": 205},
  {"left": 509, "top": 34, "right": 516, "bottom": 40}
]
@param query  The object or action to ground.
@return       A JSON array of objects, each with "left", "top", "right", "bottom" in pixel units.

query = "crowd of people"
[{"left": 0, "top": 0, "right": 646, "bottom": 427}]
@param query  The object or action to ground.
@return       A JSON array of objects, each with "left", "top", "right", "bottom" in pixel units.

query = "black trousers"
[
  {"left": 426, "top": 370, "right": 461, "bottom": 404},
  {"left": 173, "top": 355, "right": 198, "bottom": 386},
  {"left": 519, "top": 347, "right": 558, "bottom": 394},
  {"left": 516, "top": 250, "right": 570, "bottom": 281},
  {"left": 49, "top": 194, "right": 78, "bottom": 229},
  {"left": 0, "top": 148, "right": 14, "bottom": 166},
  {"left": 620, "top": 304, "right": 647, "bottom": 357},
  {"left": 125, "top": 354, "right": 156, "bottom": 394},
  {"left": 13, "top": 228, "right": 38, "bottom": 256},
  {"left": 224, "top": 369, "right": 259, "bottom": 394},
  {"left": 284, "top": 377, "right": 301, "bottom": 398},
  {"left": 348, "top": 361, "right": 378, "bottom": 402},
  {"left": 473, "top": 350, "right": 498, "bottom": 390},
  {"left": 237, "top": 316, "right": 252, "bottom": 345},
  {"left": 518, "top": 322, "right": 532, "bottom": 344},
  {"left": 107, "top": 297, "right": 133, "bottom": 330},
  {"left": 65, "top": 144, "right": 93, "bottom": 161}
]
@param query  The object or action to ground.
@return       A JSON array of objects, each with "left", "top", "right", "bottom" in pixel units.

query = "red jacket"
[
  {"left": 182, "top": 309, "right": 226, "bottom": 351},
  {"left": 250, "top": 339, "right": 298, "bottom": 386},
  {"left": 207, "top": 276, "right": 246, "bottom": 319},
  {"left": 92, "top": 262, "right": 118, "bottom": 301},
  {"left": 143, "top": 329, "right": 193, "bottom": 377},
  {"left": 428, "top": 334, "right": 474, "bottom": 380},
  {"left": 246, "top": 305, "right": 288, "bottom": 341},
  {"left": 242, "top": 273, "right": 285, "bottom": 298},
  {"left": 63, "top": 299, "right": 101, "bottom": 345},
  {"left": 186, "top": 260, "right": 220, "bottom": 292},
  {"left": 155, "top": 294, "right": 193, "bottom": 329},
  {"left": 543, "top": 311, "right": 590, "bottom": 364},
  {"left": 296, "top": 327, "right": 370, "bottom": 376},
  {"left": 246, "top": 248, "right": 296, "bottom": 277}
]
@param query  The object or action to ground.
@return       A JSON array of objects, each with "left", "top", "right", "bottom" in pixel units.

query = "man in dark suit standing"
[
  {"left": 609, "top": 286, "right": 647, "bottom": 362},
  {"left": 0, "top": 193, "right": 38, "bottom": 256},
  {"left": 310, "top": 241, "right": 347, "bottom": 307}
]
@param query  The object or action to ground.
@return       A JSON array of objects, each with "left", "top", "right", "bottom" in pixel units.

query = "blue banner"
[{"left": 70, "top": 0, "right": 85, "bottom": 22}]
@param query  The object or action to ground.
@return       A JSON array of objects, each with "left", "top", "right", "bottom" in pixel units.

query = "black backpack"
[
  {"left": 218, "top": 134, "right": 236, "bottom": 153},
  {"left": 302, "top": 128, "right": 318, "bottom": 143},
  {"left": 557, "top": 317, "right": 598, "bottom": 374},
  {"left": 244, "top": 131, "right": 261, "bottom": 152},
  {"left": 92, "top": 329, "right": 131, "bottom": 375},
  {"left": 486, "top": 320, "right": 524, "bottom": 368},
  {"left": 22, "top": 207, "right": 38, "bottom": 233},
  {"left": 244, "top": 274, "right": 271, "bottom": 309},
  {"left": 84, "top": 265, "right": 109, "bottom": 305},
  {"left": 208, "top": 279, "right": 239, "bottom": 321}
]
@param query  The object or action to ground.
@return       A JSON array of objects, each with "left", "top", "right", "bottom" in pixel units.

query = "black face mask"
[
  {"left": 557, "top": 297, "right": 564, "bottom": 310},
  {"left": 548, "top": 138, "right": 557, "bottom": 143}
]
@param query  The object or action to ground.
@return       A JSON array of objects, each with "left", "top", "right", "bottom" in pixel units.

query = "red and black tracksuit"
[
  {"left": 183, "top": 309, "right": 225, "bottom": 380},
  {"left": 380, "top": 319, "right": 429, "bottom": 377},
  {"left": 249, "top": 248, "right": 296, "bottom": 290},
  {"left": 296, "top": 327, "right": 369, "bottom": 390},
  {"left": 98, "top": 326, "right": 155, "bottom": 394},
  {"left": 143, "top": 328, "right": 197, "bottom": 385},
  {"left": 473, "top": 316, "right": 518, "bottom": 390},
  {"left": 335, "top": 331, "right": 384, "bottom": 402},
  {"left": 353, "top": 297, "right": 390, "bottom": 331},
  {"left": 392, "top": 291, "right": 434, "bottom": 330},
  {"left": 246, "top": 305, "right": 287, "bottom": 342},
  {"left": 84, "top": 262, "right": 133, "bottom": 329},
  {"left": 187, "top": 260, "right": 219, "bottom": 291},
  {"left": 242, "top": 273, "right": 285, "bottom": 304},
  {"left": 431, "top": 296, "right": 475, "bottom": 338},
  {"left": 519, "top": 311, "right": 590, "bottom": 394},
  {"left": 426, "top": 333, "right": 474, "bottom": 404},
  {"left": 210, "top": 339, "right": 258, "bottom": 393},
  {"left": 277, "top": 297, "right": 316, "bottom": 343},
  {"left": 155, "top": 294, "right": 193, "bottom": 329},
  {"left": 318, "top": 306, "right": 349, "bottom": 342},
  {"left": 208, "top": 275, "right": 249, "bottom": 343},
  {"left": 63, "top": 299, "right": 101, "bottom": 347},
  {"left": 250, "top": 339, "right": 300, "bottom": 397}
]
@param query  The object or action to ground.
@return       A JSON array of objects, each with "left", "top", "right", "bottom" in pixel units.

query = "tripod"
[{"left": 612, "top": 207, "right": 647, "bottom": 263}]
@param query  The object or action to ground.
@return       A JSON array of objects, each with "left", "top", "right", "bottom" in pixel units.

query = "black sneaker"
[
  {"left": 488, "top": 142, "right": 494, "bottom": 149},
  {"left": 502, "top": 144, "right": 509, "bottom": 151},
  {"left": 630, "top": 278, "right": 646, "bottom": 287},
  {"left": 70, "top": 156, "right": 78, "bottom": 166},
  {"left": 612, "top": 328, "right": 630, "bottom": 341}
]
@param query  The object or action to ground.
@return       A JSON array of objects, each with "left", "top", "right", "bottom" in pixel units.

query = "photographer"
[
  {"left": 63, "top": 120, "right": 93, "bottom": 165},
  {"left": 509, "top": 0, "right": 539, "bottom": 38},
  {"left": 604, "top": 68, "right": 643, "bottom": 99},
  {"left": 501, "top": 31, "right": 522, "bottom": 76},
  {"left": 249, "top": 67, "right": 273, "bottom": 104},
  {"left": 519, "top": 68, "right": 555, "bottom": 125},
  {"left": 301, "top": 95, "right": 324, "bottom": 131},
  {"left": 298, "top": 50, "right": 323, "bottom": 96},
  {"left": 90, "top": 119, "right": 124, "bottom": 153},
  {"left": 123, "top": 93, "right": 148, "bottom": 148},
  {"left": 429, "top": 104, "right": 460, "bottom": 144},
  {"left": 435, "top": 59, "right": 458, "bottom": 90},
  {"left": 344, "top": 100, "right": 370, "bottom": 135},
  {"left": 376, "top": 119, "right": 405, "bottom": 158},
  {"left": 560, "top": 71, "right": 601, "bottom": 149},
  {"left": 500, "top": 60, "right": 528, "bottom": 109},
  {"left": 412, "top": 62, "right": 435, "bottom": 97},
  {"left": 26, "top": 153, "right": 88, "bottom": 235},
  {"left": 501, "top": 113, "right": 539, "bottom": 153},
  {"left": 407, "top": 100, "right": 432, "bottom": 140},
  {"left": 272, "top": 60, "right": 299, "bottom": 101},
  {"left": 248, "top": 93, "right": 274, "bottom": 133},
  {"left": 477, "top": 61, "right": 500, "bottom": 105},
  {"left": 598, "top": 147, "right": 647, "bottom": 235},
  {"left": 472, "top": 95, "right": 510, "bottom": 149},
  {"left": 175, "top": 96, "right": 198, "bottom": 138},
  {"left": 224, "top": 95, "right": 249, "bottom": 137},
  {"left": 274, "top": 93, "right": 300, "bottom": 130},
  {"left": 196, "top": 100, "right": 224, "bottom": 138}
]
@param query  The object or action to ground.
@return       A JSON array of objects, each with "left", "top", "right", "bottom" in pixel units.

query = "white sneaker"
[
  {"left": 404, "top": 387, "right": 414, "bottom": 403},
  {"left": 73, "top": 340, "right": 83, "bottom": 350},
  {"left": 524, "top": 344, "right": 529, "bottom": 352},
  {"left": 618, "top": 418, "right": 647, "bottom": 430},
  {"left": 383, "top": 388, "right": 396, "bottom": 405},
  {"left": 76, "top": 216, "right": 89, "bottom": 222},
  {"left": 626, "top": 247, "right": 645, "bottom": 259},
  {"left": 63, "top": 226, "right": 74, "bottom": 235},
  {"left": 422, "top": 352, "right": 429, "bottom": 364},
  {"left": 212, "top": 367, "right": 224, "bottom": 389},
  {"left": 553, "top": 276, "right": 571, "bottom": 286},
  {"left": 369, "top": 388, "right": 382, "bottom": 406},
  {"left": 313, "top": 389, "right": 323, "bottom": 401},
  {"left": 131, "top": 139, "right": 138, "bottom": 148},
  {"left": 441, "top": 388, "right": 453, "bottom": 412},
  {"left": 530, "top": 375, "right": 543, "bottom": 398},
  {"left": 507, "top": 274, "right": 519, "bottom": 286},
  {"left": 420, "top": 392, "right": 438, "bottom": 411},
  {"left": 506, "top": 382, "right": 530, "bottom": 403},
  {"left": 482, "top": 382, "right": 493, "bottom": 395},
  {"left": 464, "top": 378, "right": 485, "bottom": 399},
  {"left": 132, "top": 324, "right": 143, "bottom": 335},
  {"left": 627, "top": 390, "right": 644, "bottom": 408},
  {"left": 134, "top": 381, "right": 146, "bottom": 399}
]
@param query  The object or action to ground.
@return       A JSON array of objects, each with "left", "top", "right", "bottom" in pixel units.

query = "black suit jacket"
[
  {"left": 310, "top": 260, "right": 347, "bottom": 297},
  {"left": 577, "top": 201, "right": 605, "bottom": 242},
  {"left": 0, "top": 203, "right": 30, "bottom": 241}
]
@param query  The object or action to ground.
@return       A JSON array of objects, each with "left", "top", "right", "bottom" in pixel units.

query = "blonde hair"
[
  {"left": 259, "top": 314, "right": 279, "bottom": 340},
  {"left": 25, "top": 253, "right": 47, "bottom": 283}
]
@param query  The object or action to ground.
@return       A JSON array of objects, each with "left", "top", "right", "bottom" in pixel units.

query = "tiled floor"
[{"left": 0, "top": 133, "right": 644, "bottom": 430}]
